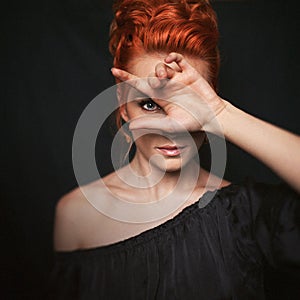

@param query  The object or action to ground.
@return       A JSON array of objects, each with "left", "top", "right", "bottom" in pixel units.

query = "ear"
[
  {"left": 117, "top": 85, "right": 130, "bottom": 122},
  {"left": 119, "top": 104, "right": 129, "bottom": 122},
  {"left": 116, "top": 85, "right": 122, "bottom": 104}
]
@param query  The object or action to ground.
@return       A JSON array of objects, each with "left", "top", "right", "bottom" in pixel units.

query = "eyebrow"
[{"left": 127, "top": 89, "right": 150, "bottom": 101}]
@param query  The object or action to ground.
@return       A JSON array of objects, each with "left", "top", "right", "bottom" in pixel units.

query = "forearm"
[{"left": 216, "top": 101, "right": 300, "bottom": 192}]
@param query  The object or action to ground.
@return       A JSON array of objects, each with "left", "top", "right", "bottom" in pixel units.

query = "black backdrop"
[{"left": 2, "top": 0, "right": 300, "bottom": 299}]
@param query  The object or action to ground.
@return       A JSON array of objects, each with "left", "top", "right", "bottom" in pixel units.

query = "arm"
[
  {"left": 54, "top": 189, "right": 84, "bottom": 251},
  {"left": 217, "top": 101, "right": 300, "bottom": 192},
  {"left": 111, "top": 52, "right": 300, "bottom": 192}
]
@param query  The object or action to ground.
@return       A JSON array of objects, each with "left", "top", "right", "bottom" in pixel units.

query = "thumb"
[{"left": 129, "top": 115, "right": 187, "bottom": 133}]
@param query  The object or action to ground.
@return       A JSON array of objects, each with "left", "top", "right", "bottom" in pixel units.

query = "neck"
[{"left": 123, "top": 153, "right": 202, "bottom": 201}]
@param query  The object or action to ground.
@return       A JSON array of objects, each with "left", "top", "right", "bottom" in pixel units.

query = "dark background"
[{"left": 2, "top": 0, "right": 300, "bottom": 299}]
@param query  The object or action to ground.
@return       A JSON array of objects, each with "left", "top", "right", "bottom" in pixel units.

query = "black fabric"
[
  {"left": 3, "top": 1, "right": 300, "bottom": 298},
  {"left": 46, "top": 180, "right": 300, "bottom": 299}
]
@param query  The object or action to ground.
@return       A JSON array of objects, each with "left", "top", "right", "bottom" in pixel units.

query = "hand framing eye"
[{"left": 111, "top": 52, "right": 226, "bottom": 134}]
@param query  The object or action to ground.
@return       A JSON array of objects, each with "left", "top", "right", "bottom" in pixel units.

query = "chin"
[
  {"left": 165, "top": 165, "right": 182, "bottom": 173},
  {"left": 152, "top": 158, "right": 186, "bottom": 173}
]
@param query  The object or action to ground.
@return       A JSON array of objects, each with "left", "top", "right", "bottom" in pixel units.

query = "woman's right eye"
[{"left": 138, "top": 99, "right": 161, "bottom": 112}]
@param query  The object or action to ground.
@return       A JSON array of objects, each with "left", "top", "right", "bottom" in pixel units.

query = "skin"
[
  {"left": 109, "top": 53, "right": 230, "bottom": 204},
  {"left": 54, "top": 51, "right": 300, "bottom": 251},
  {"left": 119, "top": 52, "right": 207, "bottom": 176},
  {"left": 112, "top": 52, "right": 300, "bottom": 192}
]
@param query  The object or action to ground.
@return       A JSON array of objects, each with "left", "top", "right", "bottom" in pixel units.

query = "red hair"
[{"left": 109, "top": 0, "right": 220, "bottom": 128}]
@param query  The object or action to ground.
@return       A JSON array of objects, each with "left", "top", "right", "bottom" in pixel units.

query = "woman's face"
[{"left": 119, "top": 52, "right": 208, "bottom": 173}]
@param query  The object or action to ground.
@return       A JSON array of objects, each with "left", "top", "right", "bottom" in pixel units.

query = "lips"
[{"left": 155, "top": 145, "right": 185, "bottom": 157}]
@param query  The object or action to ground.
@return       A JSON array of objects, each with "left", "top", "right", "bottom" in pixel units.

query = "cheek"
[
  {"left": 172, "top": 132, "right": 205, "bottom": 149},
  {"left": 124, "top": 102, "right": 148, "bottom": 120},
  {"left": 134, "top": 133, "right": 158, "bottom": 147},
  {"left": 123, "top": 103, "right": 137, "bottom": 120}
]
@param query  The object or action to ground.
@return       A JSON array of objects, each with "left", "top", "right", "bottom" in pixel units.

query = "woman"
[{"left": 48, "top": 0, "right": 300, "bottom": 299}]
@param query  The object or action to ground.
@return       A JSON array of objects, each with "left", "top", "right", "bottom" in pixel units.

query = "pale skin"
[
  {"left": 54, "top": 51, "right": 300, "bottom": 251},
  {"left": 112, "top": 52, "right": 300, "bottom": 192}
]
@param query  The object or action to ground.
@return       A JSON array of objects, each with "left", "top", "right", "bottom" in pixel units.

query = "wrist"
[{"left": 202, "top": 99, "right": 232, "bottom": 136}]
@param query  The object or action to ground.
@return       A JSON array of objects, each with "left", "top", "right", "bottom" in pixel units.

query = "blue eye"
[{"left": 139, "top": 99, "right": 161, "bottom": 111}]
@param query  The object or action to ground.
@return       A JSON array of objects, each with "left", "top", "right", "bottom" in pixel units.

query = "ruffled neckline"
[{"left": 55, "top": 182, "right": 240, "bottom": 258}]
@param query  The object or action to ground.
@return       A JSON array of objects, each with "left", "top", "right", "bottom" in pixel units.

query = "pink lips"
[{"left": 155, "top": 145, "right": 185, "bottom": 157}]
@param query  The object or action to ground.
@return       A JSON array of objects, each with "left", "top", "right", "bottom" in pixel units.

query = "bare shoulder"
[
  {"left": 56, "top": 186, "right": 87, "bottom": 214},
  {"left": 54, "top": 181, "right": 108, "bottom": 251},
  {"left": 54, "top": 186, "right": 87, "bottom": 251}
]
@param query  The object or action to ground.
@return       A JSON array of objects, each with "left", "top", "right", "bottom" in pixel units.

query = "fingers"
[
  {"left": 155, "top": 63, "right": 168, "bottom": 79},
  {"left": 111, "top": 53, "right": 192, "bottom": 97},
  {"left": 164, "top": 52, "right": 191, "bottom": 71},
  {"left": 155, "top": 63, "right": 176, "bottom": 79},
  {"left": 111, "top": 53, "right": 184, "bottom": 90},
  {"left": 111, "top": 67, "right": 151, "bottom": 95},
  {"left": 111, "top": 67, "right": 136, "bottom": 81},
  {"left": 147, "top": 73, "right": 165, "bottom": 89},
  {"left": 148, "top": 62, "right": 177, "bottom": 89},
  {"left": 147, "top": 62, "right": 179, "bottom": 89},
  {"left": 129, "top": 115, "right": 186, "bottom": 133},
  {"left": 112, "top": 52, "right": 190, "bottom": 82},
  {"left": 112, "top": 65, "right": 170, "bottom": 91}
]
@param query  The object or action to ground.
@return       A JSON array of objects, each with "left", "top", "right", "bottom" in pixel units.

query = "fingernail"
[{"left": 111, "top": 68, "right": 120, "bottom": 77}]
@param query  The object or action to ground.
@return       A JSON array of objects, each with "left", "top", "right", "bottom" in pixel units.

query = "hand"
[{"left": 111, "top": 52, "right": 227, "bottom": 134}]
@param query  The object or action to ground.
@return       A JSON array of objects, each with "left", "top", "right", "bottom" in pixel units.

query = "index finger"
[
  {"left": 111, "top": 67, "right": 148, "bottom": 91},
  {"left": 111, "top": 67, "right": 164, "bottom": 96},
  {"left": 155, "top": 63, "right": 176, "bottom": 80}
]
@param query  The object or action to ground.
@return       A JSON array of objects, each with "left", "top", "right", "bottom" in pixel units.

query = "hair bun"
[{"left": 109, "top": 0, "right": 219, "bottom": 90}]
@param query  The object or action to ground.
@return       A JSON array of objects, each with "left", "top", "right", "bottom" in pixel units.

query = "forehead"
[{"left": 127, "top": 52, "right": 209, "bottom": 79}]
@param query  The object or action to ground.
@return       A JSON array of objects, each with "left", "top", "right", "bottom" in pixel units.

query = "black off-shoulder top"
[{"left": 46, "top": 179, "right": 300, "bottom": 299}]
